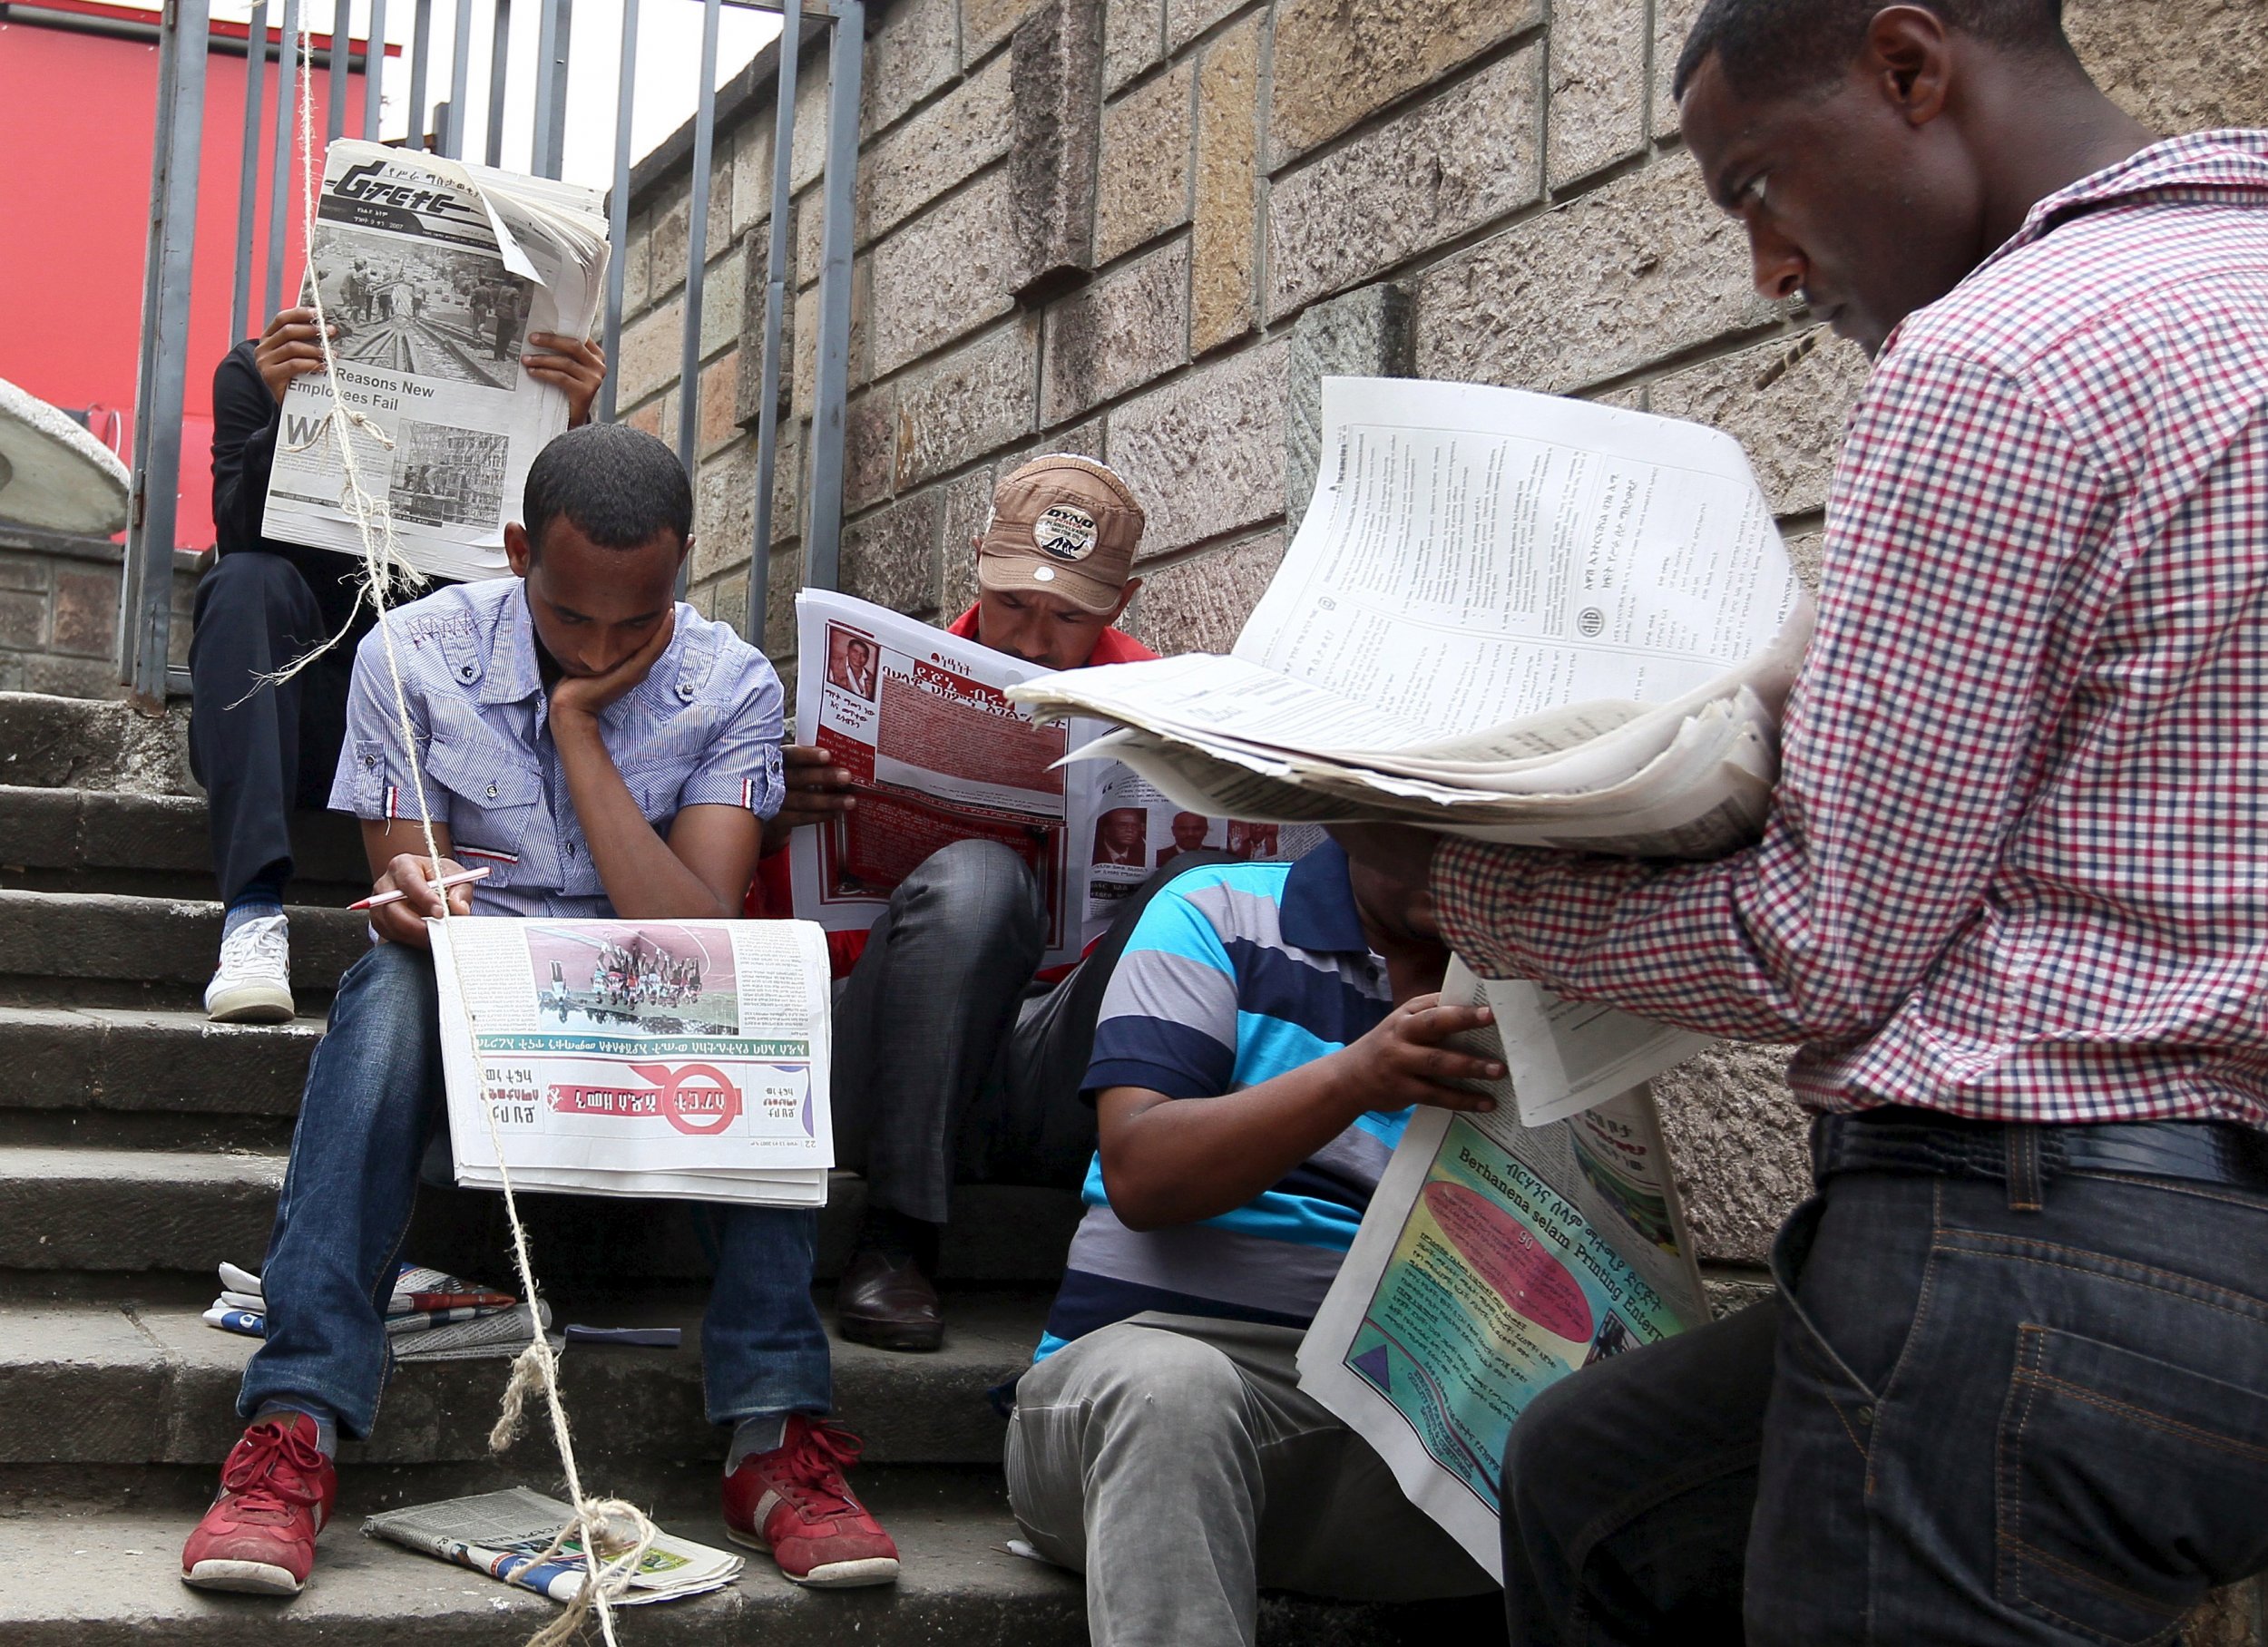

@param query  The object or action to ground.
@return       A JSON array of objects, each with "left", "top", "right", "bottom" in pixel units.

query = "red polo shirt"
[{"left": 749, "top": 603, "right": 1158, "bottom": 977}]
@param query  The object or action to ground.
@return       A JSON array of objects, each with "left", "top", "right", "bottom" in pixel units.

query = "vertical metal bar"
[
  {"left": 122, "top": 0, "right": 212, "bottom": 701},
  {"left": 484, "top": 0, "right": 511, "bottom": 164},
  {"left": 405, "top": 0, "right": 430, "bottom": 150},
  {"left": 674, "top": 0, "right": 720, "bottom": 494},
  {"left": 261, "top": 0, "right": 303, "bottom": 324},
  {"left": 598, "top": 0, "right": 637, "bottom": 424},
  {"left": 362, "top": 0, "right": 386, "bottom": 138},
  {"left": 803, "top": 0, "right": 861, "bottom": 595},
  {"left": 443, "top": 0, "right": 471, "bottom": 156},
  {"left": 530, "top": 0, "right": 570, "bottom": 179},
  {"left": 327, "top": 0, "right": 347, "bottom": 142},
  {"left": 745, "top": 0, "right": 802, "bottom": 648},
  {"left": 230, "top": 0, "right": 269, "bottom": 342}
]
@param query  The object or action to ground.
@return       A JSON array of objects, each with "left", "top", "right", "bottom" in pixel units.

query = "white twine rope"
[{"left": 283, "top": 34, "right": 655, "bottom": 1642}]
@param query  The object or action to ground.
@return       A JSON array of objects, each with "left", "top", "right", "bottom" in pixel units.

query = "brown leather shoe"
[{"left": 836, "top": 1249, "right": 943, "bottom": 1353}]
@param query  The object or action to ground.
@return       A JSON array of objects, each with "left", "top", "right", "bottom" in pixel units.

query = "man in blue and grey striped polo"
[{"left": 1004, "top": 839, "right": 1504, "bottom": 1645}]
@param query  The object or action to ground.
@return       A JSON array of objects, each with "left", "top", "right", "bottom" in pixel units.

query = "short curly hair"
[{"left": 1673, "top": 0, "right": 2070, "bottom": 103}]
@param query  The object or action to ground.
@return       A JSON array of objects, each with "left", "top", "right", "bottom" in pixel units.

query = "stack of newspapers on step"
[
  {"left": 1007, "top": 375, "right": 1814, "bottom": 865},
  {"left": 429, "top": 917, "right": 835, "bottom": 1208},
  {"left": 1007, "top": 376, "right": 1815, "bottom": 1125},
  {"left": 203, "top": 1260, "right": 554, "bottom": 1361}
]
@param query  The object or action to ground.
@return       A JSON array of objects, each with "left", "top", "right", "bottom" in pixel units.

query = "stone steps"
[
  {"left": 0, "top": 1142, "right": 1081, "bottom": 1286},
  {"left": 0, "top": 784, "right": 369, "bottom": 901},
  {"left": 0, "top": 1486, "right": 1509, "bottom": 1646},
  {"left": 0, "top": 1292, "right": 1044, "bottom": 1477},
  {"left": 0, "top": 889, "right": 367, "bottom": 1009}
]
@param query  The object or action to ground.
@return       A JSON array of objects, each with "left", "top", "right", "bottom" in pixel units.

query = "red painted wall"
[{"left": 0, "top": 5, "right": 374, "bottom": 548}]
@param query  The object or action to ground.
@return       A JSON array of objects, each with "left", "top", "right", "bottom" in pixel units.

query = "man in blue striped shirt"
[{"left": 1005, "top": 841, "right": 1503, "bottom": 1643}]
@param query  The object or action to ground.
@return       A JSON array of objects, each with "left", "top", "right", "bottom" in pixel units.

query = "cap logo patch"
[{"left": 1033, "top": 503, "right": 1099, "bottom": 561}]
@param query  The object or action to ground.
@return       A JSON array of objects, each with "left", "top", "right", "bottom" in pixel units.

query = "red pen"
[{"left": 349, "top": 865, "right": 493, "bottom": 911}]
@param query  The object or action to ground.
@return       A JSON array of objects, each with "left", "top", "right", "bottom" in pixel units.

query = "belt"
[{"left": 1812, "top": 1106, "right": 2268, "bottom": 1195}]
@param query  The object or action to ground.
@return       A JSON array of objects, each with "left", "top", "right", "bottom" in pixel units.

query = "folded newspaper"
[
  {"left": 1007, "top": 375, "right": 1812, "bottom": 1125},
  {"left": 202, "top": 1259, "right": 556, "bottom": 1360},
  {"left": 1297, "top": 963, "right": 1710, "bottom": 1580},
  {"left": 1006, "top": 376, "right": 1812, "bottom": 859},
  {"left": 365, "top": 1487, "right": 740, "bottom": 1603},
  {"left": 430, "top": 916, "right": 834, "bottom": 1207},
  {"left": 263, "top": 141, "right": 609, "bottom": 582},
  {"left": 790, "top": 590, "right": 1294, "bottom": 971}
]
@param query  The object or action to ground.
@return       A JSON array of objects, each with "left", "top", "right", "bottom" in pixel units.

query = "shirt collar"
[
  {"left": 1279, "top": 839, "right": 1369, "bottom": 956},
  {"left": 478, "top": 584, "right": 546, "bottom": 707}
]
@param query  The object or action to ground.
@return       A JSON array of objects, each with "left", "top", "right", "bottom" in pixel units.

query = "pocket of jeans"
[{"left": 1997, "top": 1322, "right": 2268, "bottom": 1645}]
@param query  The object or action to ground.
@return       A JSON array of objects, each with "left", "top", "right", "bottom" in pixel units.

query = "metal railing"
[{"left": 120, "top": 0, "right": 861, "bottom": 705}]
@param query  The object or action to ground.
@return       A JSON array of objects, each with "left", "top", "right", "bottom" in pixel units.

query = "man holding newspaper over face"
[
  {"left": 191, "top": 141, "right": 614, "bottom": 1028},
  {"left": 181, "top": 425, "right": 904, "bottom": 1599},
  {"left": 752, "top": 455, "right": 1243, "bottom": 1355},
  {"left": 1293, "top": 4, "right": 2266, "bottom": 1642}
]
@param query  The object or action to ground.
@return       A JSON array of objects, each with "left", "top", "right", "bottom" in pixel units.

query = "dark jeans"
[
  {"left": 188, "top": 550, "right": 370, "bottom": 904},
  {"left": 240, "top": 941, "right": 832, "bottom": 1438},
  {"left": 1501, "top": 1152, "right": 2268, "bottom": 1645},
  {"left": 829, "top": 840, "right": 1237, "bottom": 1223}
]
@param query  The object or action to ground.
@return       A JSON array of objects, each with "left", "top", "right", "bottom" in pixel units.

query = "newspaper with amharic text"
[{"left": 430, "top": 915, "right": 832, "bottom": 1206}]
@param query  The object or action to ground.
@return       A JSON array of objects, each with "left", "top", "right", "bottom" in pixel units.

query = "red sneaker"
[
  {"left": 721, "top": 1414, "right": 900, "bottom": 1588},
  {"left": 180, "top": 1414, "right": 338, "bottom": 1595}
]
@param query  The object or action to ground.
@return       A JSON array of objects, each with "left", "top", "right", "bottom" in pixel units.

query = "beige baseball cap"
[{"left": 976, "top": 454, "right": 1145, "bottom": 615}]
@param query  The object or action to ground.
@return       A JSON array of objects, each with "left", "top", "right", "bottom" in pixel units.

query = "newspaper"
[
  {"left": 1006, "top": 376, "right": 1806, "bottom": 1121},
  {"left": 263, "top": 141, "right": 609, "bottom": 583},
  {"left": 788, "top": 590, "right": 1258, "bottom": 970},
  {"left": 365, "top": 1487, "right": 740, "bottom": 1603},
  {"left": 1007, "top": 376, "right": 1812, "bottom": 859},
  {"left": 429, "top": 916, "right": 833, "bottom": 1207},
  {"left": 1296, "top": 962, "right": 1708, "bottom": 1578}
]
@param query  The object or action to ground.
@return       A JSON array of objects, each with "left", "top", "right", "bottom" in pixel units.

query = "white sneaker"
[{"left": 204, "top": 912, "right": 296, "bottom": 1024}]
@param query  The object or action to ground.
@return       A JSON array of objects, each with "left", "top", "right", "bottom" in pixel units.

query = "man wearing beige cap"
[{"left": 753, "top": 455, "right": 1231, "bottom": 1350}]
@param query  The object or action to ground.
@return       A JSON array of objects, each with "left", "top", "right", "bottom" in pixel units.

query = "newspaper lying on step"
[
  {"left": 263, "top": 140, "right": 609, "bottom": 583},
  {"left": 429, "top": 916, "right": 833, "bottom": 1206},
  {"left": 791, "top": 591, "right": 1284, "bottom": 971},
  {"left": 1297, "top": 961, "right": 1709, "bottom": 1580},
  {"left": 1007, "top": 376, "right": 1809, "bottom": 1122},
  {"left": 366, "top": 1486, "right": 741, "bottom": 1603}
]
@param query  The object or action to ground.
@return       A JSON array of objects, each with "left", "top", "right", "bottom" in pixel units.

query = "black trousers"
[
  {"left": 828, "top": 842, "right": 1238, "bottom": 1223},
  {"left": 187, "top": 551, "right": 369, "bottom": 905}
]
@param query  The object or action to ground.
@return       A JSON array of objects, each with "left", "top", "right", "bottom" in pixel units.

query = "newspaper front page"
[
  {"left": 263, "top": 141, "right": 608, "bottom": 583},
  {"left": 365, "top": 1486, "right": 741, "bottom": 1603},
  {"left": 788, "top": 590, "right": 1247, "bottom": 970},
  {"left": 1297, "top": 966, "right": 1709, "bottom": 1577},
  {"left": 429, "top": 916, "right": 832, "bottom": 1206}
]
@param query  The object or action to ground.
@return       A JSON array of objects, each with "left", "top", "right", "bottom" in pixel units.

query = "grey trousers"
[
  {"left": 1006, "top": 1313, "right": 1496, "bottom": 1647},
  {"left": 829, "top": 840, "right": 1236, "bottom": 1223}
]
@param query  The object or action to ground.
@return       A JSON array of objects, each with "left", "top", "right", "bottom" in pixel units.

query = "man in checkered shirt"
[{"left": 1340, "top": 1, "right": 2268, "bottom": 1641}]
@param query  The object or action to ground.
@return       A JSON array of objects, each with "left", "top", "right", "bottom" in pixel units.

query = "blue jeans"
[
  {"left": 1500, "top": 1155, "right": 2268, "bottom": 1644},
  {"left": 239, "top": 940, "right": 832, "bottom": 1439}
]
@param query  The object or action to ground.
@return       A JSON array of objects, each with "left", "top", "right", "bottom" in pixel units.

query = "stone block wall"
[
  {"left": 0, "top": 527, "right": 198, "bottom": 701},
  {"left": 616, "top": 0, "right": 2268, "bottom": 1274}
]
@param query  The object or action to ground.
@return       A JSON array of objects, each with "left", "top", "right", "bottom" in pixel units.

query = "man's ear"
[
  {"left": 1865, "top": 5, "right": 1954, "bottom": 125},
  {"left": 1106, "top": 576, "right": 1142, "bottom": 624},
  {"left": 504, "top": 521, "right": 534, "bottom": 578}
]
